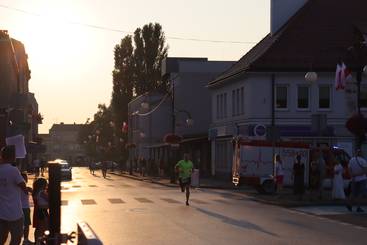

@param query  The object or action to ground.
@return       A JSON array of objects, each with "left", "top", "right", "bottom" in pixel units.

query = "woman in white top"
[
  {"left": 275, "top": 154, "right": 284, "bottom": 193},
  {"left": 332, "top": 159, "right": 346, "bottom": 200}
]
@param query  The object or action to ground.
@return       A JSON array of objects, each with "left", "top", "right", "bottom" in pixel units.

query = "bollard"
[
  {"left": 77, "top": 221, "right": 103, "bottom": 245},
  {"left": 48, "top": 162, "right": 61, "bottom": 245}
]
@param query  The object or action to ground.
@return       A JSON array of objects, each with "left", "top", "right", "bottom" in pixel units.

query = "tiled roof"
[{"left": 209, "top": 0, "right": 367, "bottom": 87}]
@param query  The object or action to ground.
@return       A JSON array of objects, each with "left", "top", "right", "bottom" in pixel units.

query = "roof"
[
  {"left": 209, "top": 0, "right": 367, "bottom": 87},
  {"left": 49, "top": 123, "right": 85, "bottom": 132}
]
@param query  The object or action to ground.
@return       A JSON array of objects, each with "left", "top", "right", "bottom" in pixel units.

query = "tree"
[
  {"left": 133, "top": 23, "right": 169, "bottom": 94},
  {"left": 111, "top": 22, "right": 168, "bottom": 137},
  {"left": 111, "top": 35, "right": 134, "bottom": 130},
  {"left": 82, "top": 22, "right": 168, "bottom": 163}
]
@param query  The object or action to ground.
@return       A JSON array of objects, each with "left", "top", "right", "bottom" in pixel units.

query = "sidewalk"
[{"left": 110, "top": 171, "right": 367, "bottom": 208}]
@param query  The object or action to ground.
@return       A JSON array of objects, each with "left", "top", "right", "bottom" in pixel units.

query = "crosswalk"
[{"left": 58, "top": 197, "right": 234, "bottom": 206}]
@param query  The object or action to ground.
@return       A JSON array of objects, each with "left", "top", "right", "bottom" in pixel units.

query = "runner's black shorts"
[{"left": 179, "top": 177, "right": 191, "bottom": 187}]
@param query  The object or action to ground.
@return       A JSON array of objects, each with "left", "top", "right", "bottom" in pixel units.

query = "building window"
[
  {"left": 231, "top": 87, "right": 244, "bottom": 116},
  {"left": 216, "top": 93, "right": 227, "bottom": 119},
  {"left": 236, "top": 88, "right": 240, "bottom": 115},
  {"left": 223, "top": 93, "right": 227, "bottom": 118},
  {"left": 319, "top": 85, "right": 330, "bottom": 109},
  {"left": 216, "top": 94, "right": 220, "bottom": 119},
  {"left": 297, "top": 86, "right": 309, "bottom": 109},
  {"left": 240, "top": 87, "right": 244, "bottom": 114},
  {"left": 275, "top": 85, "right": 288, "bottom": 109},
  {"left": 360, "top": 85, "right": 367, "bottom": 108},
  {"left": 232, "top": 90, "right": 235, "bottom": 116}
]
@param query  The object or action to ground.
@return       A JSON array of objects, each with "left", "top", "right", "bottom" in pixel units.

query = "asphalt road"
[{"left": 59, "top": 168, "right": 366, "bottom": 245}]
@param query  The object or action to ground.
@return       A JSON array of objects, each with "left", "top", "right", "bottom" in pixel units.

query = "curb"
[{"left": 247, "top": 195, "right": 353, "bottom": 208}]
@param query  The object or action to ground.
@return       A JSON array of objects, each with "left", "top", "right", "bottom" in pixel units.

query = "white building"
[{"left": 208, "top": 0, "right": 367, "bottom": 177}]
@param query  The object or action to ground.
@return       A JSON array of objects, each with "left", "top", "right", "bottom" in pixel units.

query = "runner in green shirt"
[{"left": 175, "top": 153, "right": 193, "bottom": 206}]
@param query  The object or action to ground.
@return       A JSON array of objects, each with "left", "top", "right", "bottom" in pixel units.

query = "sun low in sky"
[{"left": 0, "top": 0, "right": 269, "bottom": 133}]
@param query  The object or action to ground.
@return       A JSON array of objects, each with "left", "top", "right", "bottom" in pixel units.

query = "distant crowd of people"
[{"left": 274, "top": 149, "right": 367, "bottom": 212}]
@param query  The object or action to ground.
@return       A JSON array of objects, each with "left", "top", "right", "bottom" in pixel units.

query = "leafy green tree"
[
  {"left": 133, "top": 23, "right": 169, "bottom": 94},
  {"left": 111, "top": 36, "right": 134, "bottom": 128},
  {"left": 82, "top": 22, "right": 168, "bottom": 163}
]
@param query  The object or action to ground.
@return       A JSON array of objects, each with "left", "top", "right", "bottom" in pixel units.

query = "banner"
[{"left": 5, "top": 134, "right": 27, "bottom": 159}]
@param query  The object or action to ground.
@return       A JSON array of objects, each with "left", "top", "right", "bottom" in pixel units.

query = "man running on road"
[{"left": 175, "top": 153, "right": 193, "bottom": 206}]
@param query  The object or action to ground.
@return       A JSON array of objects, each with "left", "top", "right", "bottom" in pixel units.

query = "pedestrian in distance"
[
  {"left": 101, "top": 161, "right": 108, "bottom": 178},
  {"left": 33, "top": 159, "right": 40, "bottom": 178},
  {"left": 40, "top": 159, "right": 46, "bottom": 177},
  {"left": 159, "top": 158, "right": 165, "bottom": 178},
  {"left": 140, "top": 157, "right": 146, "bottom": 177},
  {"left": 274, "top": 154, "right": 284, "bottom": 194},
  {"left": 346, "top": 149, "right": 367, "bottom": 213},
  {"left": 89, "top": 162, "right": 95, "bottom": 175},
  {"left": 293, "top": 154, "right": 305, "bottom": 201},
  {"left": 20, "top": 172, "right": 33, "bottom": 245},
  {"left": 317, "top": 150, "right": 327, "bottom": 200},
  {"left": 32, "top": 178, "right": 49, "bottom": 244},
  {"left": 332, "top": 158, "right": 346, "bottom": 200},
  {"left": 309, "top": 151, "right": 321, "bottom": 200},
  {"left": 175, "top": 153, "right": 193, "bottom": 206},
  {"left": 0, "top": 145, "right": 28, "bottom": 245}
]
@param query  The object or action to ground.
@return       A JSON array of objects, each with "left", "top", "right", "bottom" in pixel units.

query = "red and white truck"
[
  {"left": 232, "top": 138, "right": 351, "bottom": 193},
  {"left": 232, "top": 138, "right": 310, "bottom": 193}
]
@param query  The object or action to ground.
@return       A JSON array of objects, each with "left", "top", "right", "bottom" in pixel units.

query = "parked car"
[{"left": 53, "top": 159, "right": 72, "bottom": 180}]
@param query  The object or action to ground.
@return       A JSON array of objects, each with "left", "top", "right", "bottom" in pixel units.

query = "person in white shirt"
[
  {"left": 20, "top": 172, "right": 33, "bottom": 245},
  {"left": 346, "top": 149, "right": 367, "bottom": 212},
  {"left": 0, "top": 145, "right": 27, "bottom": 245},
  {"left": 274, "top": 154, "right": 284, "bottom": 193}
]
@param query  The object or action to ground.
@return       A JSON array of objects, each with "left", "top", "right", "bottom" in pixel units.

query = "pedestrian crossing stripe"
[{"left": 58, "top": 198, "right": 234, "bottom": 206}]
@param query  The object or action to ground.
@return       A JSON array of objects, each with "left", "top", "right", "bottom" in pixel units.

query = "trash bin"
[{"left": 191, "top": 169, "right": 200, "bottom": 187}]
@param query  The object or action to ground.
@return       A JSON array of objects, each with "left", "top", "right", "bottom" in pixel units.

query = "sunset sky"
[{"left": 0, "top": 0, "right": 270, "bottom": 133}]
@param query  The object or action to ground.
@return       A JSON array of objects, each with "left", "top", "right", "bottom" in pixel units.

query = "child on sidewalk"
[
  {"left": 32, "top": 178, "right": 49, "bottom": 244},
  {"left": 21, "top": 172, "right": 33, "bottom": 245}
]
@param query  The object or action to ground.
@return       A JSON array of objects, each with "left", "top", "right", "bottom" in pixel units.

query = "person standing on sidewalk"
[
  {"left": 0, "top": 145, "right": 27, "bottom": 245},
  {"left": 175, "top": 153, "right": 193, "bottom": 206},
  {"left": 332, "top": 159, "right": 346, "bottom": 200},
  {"left": 293, "top": 154, "right": 305, "bottom": 201},
  {"left": 274, "top": 154, "right": 284, "bottom": 194},
  {"left": 20, "top": 172, "right": 33, "bottom": 245},
  {"left": 346, "top": 149, "right": 367, "bottom": 212}
]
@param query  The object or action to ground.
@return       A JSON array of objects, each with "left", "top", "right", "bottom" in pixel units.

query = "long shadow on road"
[{"left": 196, "top": 207, "right": 278, "bottom": 237}]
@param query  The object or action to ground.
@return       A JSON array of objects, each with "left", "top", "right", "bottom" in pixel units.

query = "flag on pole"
[{"left": 335, "top": 62, "right": 352, "bottom": 90}]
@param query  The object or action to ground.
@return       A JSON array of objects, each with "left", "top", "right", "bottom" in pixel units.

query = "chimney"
[{"left": 270, "top": 0, "right": 308, "bottom": 35}]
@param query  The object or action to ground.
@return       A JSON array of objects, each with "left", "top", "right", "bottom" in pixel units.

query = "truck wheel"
[{"left": 261, "top": 180, "right": 276, "bottom": 194}]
